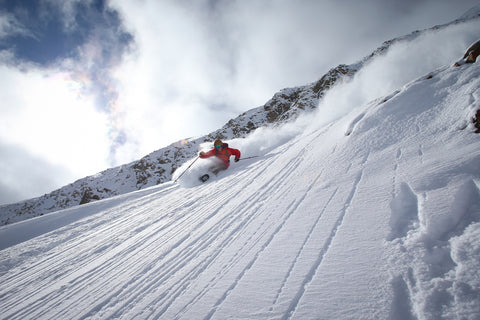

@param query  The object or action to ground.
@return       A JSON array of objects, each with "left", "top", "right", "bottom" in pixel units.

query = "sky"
[{"left": 0, "top": 0, "right": 479, "bottom": 205}]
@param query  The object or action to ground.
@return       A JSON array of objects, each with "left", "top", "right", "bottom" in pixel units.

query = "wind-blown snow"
[{"left": 1, "top": 49, "right": 479, "bottom": 319}]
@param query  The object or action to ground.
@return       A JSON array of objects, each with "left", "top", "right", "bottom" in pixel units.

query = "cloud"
[
  {"left": 0, "top": 64, "right": 111, "bottom": 178},
  {"left": 0, "top": 0, "right": 133, "bottom": 64},
  {"left": 0, "top": 0, "right": 134, "bottom": 162},
  {"left": 0, "top": 141, "right": 75, "bottom": 205},
  {"left": 0, "top": 11, "right": 35, "bottom": 40},
  {"left": 0, "top": 0, "right": 136, "bottom": 204}
]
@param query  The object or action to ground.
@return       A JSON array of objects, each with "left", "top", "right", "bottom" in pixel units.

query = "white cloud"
[
  {"left": 0, "top": 141, "right": 74, "bottom": 204},
  {"left": 0, "top": 65, "right": 111, "bottom": 179},
  {"left": 110, "top": 0, "right": 240, "bottom": 161}
]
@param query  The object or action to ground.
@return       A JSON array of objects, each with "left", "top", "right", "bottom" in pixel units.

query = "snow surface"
[
  {"left": 2, "top": 12, "right": 480, "bottom": 317},
  {"left": 0, "top": 55, "right": 479, "bottom": 319}
]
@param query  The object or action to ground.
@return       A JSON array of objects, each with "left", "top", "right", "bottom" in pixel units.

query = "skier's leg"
[{"left": 210, "top": 163, "right": 227, "bottom": 175}]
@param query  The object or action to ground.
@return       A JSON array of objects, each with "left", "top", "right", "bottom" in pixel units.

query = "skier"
[
  {"left": 454, "top": 39, "right": 480, "bottom": 66},
  {"left": 199, "top": 140, "right": 241, "bottom": 181}
]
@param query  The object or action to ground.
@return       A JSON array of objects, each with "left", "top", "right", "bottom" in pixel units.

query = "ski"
[{"left": 199, "top": 174, "right": 210, "bottom": 183}]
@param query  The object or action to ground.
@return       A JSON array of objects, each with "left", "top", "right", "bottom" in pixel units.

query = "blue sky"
[{"left": 1, "top": 0, "right": 479, "bottom": 204}]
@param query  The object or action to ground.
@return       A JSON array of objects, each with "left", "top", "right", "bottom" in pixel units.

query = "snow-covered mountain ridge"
[{"left": 0, "top": 7, "right": 479, "bottom": 226}]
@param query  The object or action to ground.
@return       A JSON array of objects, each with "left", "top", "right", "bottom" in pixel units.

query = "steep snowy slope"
[{"left": 0, "top": 57, "right": 479, "bottom": 319}]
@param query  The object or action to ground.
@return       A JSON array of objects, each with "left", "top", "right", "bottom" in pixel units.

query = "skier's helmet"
[{"left": 214, "top": 139, "right": 222, "bottom": 148}]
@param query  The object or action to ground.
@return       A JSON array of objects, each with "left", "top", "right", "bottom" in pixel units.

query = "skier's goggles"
[{"left": 215, "top": 145, "right": 221, "bottom": 149}]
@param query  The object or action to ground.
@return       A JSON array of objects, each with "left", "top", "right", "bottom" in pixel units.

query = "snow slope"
[{"left": 1, "top": 53, "right": 479, "bottom": 319}]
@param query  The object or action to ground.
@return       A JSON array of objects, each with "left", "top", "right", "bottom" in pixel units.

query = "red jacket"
[{"left": 199, "top": 143, "right": 241, "bottom": 168}]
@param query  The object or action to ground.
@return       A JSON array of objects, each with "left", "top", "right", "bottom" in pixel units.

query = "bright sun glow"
[{"left": 0, "top": 67, "right": 111, "bottom": 177}]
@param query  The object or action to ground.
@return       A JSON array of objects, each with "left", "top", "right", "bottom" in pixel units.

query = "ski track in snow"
[
  {"left": 202, "top": 128, "right": 336, "bottom": 320},
  {"left": 284, "top": 170, "right": 364, "bottom": 320},
  {"left": 270, "top": 187, "right": 338, "bottom": 309}
]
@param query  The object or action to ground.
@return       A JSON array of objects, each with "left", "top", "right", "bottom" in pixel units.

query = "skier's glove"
[
  {"left": 234, "top": 157, "right": 240, "bottom": 162},
  {"left": 200, "top": 151, "right": 205, "bottom": 156}
]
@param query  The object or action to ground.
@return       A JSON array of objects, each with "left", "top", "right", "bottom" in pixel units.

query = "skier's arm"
[
  {"left": 199, "top": 149, "right": 215, "bottom": 159},
  {"left": 230, "top": 148, "right": 241, "bottom": 162}
]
